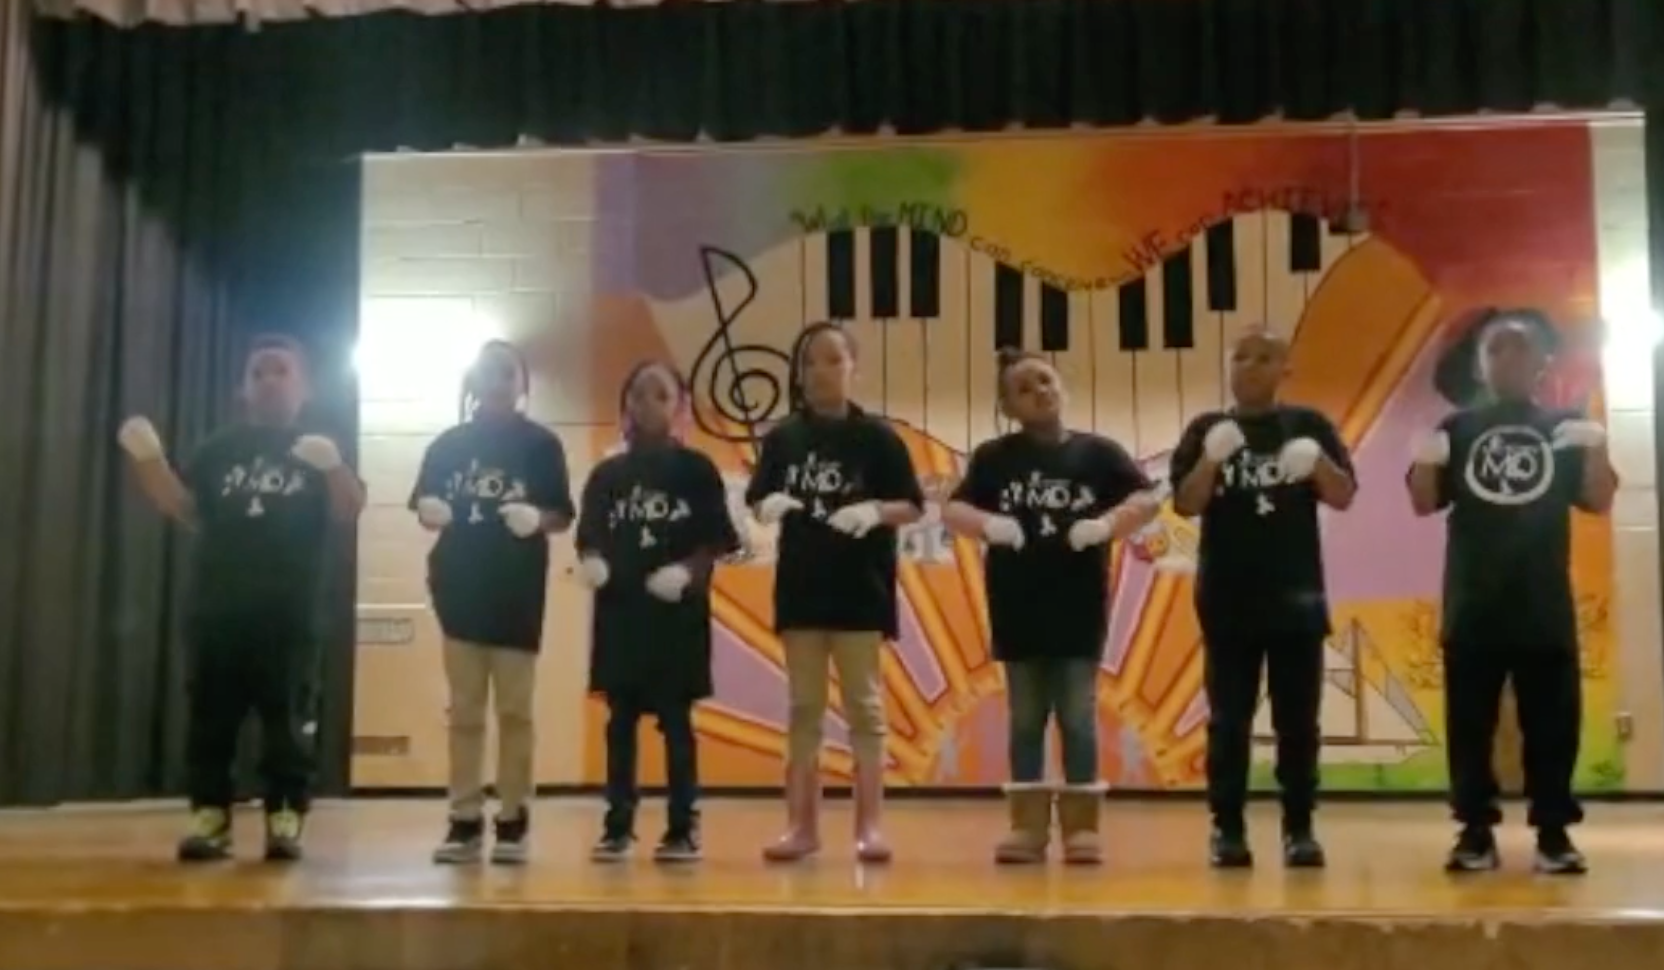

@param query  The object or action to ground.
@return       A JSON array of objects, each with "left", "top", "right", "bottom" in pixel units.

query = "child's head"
[
  {"left": 1477, "top": 314, "right": 1548, "bottom": 403},
  {"left": 1227, "top": 328, "right": 1290, "bottom": 408},
  {"left": 995, "top": 348, "right": 1064, "bottom": 428},
  {"left": 463, "top": 340, "right": 529, "bottom": 419},
  {"left": 242, "top": 334, "right": 309, "bottom": 426},
  {"left": 789, "top": 323, "right": 857, "bottom": 413},
  {"left": 620, "top": 360, "right": 690, "bottom": 443}
]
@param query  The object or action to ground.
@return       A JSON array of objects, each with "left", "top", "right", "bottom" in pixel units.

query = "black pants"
[
  {"left": 604, "top": 692, "right": 699, "bottom": 837},
  {"left": 1204, "top": 632, "right": 1324, "bottom": 829},
  {"left": 1442, "top": 644, "right": 1583, "bottom": 829},
  {"left": 186, "top": 629, "right": 314, "bottom": 813}
]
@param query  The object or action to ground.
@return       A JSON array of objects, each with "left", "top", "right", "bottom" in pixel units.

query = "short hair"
[
  {"left": 994, "top": 346, "right": 1044, "bottom": 398},
  {"left": 460, "top": 339, "right": 530, "bottom": 420},
  {"left": 246, "top": 333, "right": 307, "bottom": 367}
]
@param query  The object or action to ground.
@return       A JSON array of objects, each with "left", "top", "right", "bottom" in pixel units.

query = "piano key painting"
[{"left": 558, "top": 124, "right": 1623, "bottom": 792}]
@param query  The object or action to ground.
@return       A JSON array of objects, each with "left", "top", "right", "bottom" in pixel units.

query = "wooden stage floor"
[{"left": 2, "top": 799, "right": 1663, "bottom": 970}]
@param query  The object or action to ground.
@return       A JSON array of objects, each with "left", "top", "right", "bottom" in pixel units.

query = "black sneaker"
[
  {"left": 263, "top": 808, "right": 305, "bottom": 863},
  {"left": 177, "top": 807, "right": 233, "bottom": 863},
  {"left": 490, "top": 813, "right": 529, "bottom": 866},
  {"left": 590, "top": 830, "right": 633, "bottom": 863},
  {"left": 1282, "top": 824, "right": 1326, "bottom": 869},
  {"left": 432, "top": 817, "right": 485, "bottom": 865},
  {"left": 1534, "top": 828, "right": 1587, "bottom": 875},
  {"left": 654, "top": 830, "right": 701, "bottom": 863},
  {"left": 1209, "top": 825, "right": 1254, "bottom": 869},
  {"left": 1445, "top": 825, "right": 1499, "bottom": 872}
]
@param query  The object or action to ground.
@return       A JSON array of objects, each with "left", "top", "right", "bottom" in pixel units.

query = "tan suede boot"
[
  {"left": 1056, "top": 784, "right": 1106, "bottom": 865},
  {"left": 994, "top": 784, "right": 1052, "bottom": 864}
]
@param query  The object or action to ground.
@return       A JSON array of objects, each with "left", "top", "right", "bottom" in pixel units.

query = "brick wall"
[{"left": 354, "top": 124, "right": 1661, "bottom": 790}]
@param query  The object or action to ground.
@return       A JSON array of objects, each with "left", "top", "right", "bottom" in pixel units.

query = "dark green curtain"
[
  {"left": 3, "top": 0, "right": 1662, "bottom": 804},
  {"left": 0, "top": 16, "right": 360, "bottom": 804}
]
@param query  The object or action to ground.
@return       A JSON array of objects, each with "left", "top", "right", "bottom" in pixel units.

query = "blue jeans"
[{"left": 1005, "top": 659, "right": 1101, "bottom": 785}]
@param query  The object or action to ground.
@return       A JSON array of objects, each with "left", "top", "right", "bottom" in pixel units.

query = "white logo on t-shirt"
[
  {"left": 448, "top": 460, "right": 528, "bottom": 525},
  {"left": 998, "top": 471, "right": 1096, "bottom": 539},
  {"left": 608, "top": 484, "right": 691, "bottom": 549},
  {"left": 220, "top": 458, "right": 307, "bottom": 518},
  {"left": 1463, "top": 425, "right": 1554, "bottom": 506},
  {"left": 785, "top": 451, "right": 854, "bottom": 521},
  {"left": 1217, "top": 451, "right": 1291, "bottom": 515}
]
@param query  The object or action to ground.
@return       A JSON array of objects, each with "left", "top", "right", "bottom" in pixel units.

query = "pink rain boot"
[
  {"left": 762, "top": 762, "right": 821, "bottom": 862},
  {"left": 853, "top": 756, "right": 892, "bottom": 864}
]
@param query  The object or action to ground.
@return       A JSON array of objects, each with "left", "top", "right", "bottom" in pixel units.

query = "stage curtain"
[
  {"left": 0, "top": 14, "right": 361, "bottom": 806},
  {"left": 30, "top": 0, "right": 1664, "bottom": 153}
]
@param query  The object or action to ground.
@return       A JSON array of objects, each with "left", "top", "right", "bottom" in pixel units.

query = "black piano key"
[
  {"left": 1205, "top": 221, "right": 1237, "bottom": 312},
  {"left": 1039, "top": 284, "right": 1069, "bottom": 352},
  {"left": 826, "top": 229, "right": 856, "bottom": 320},
  {"left": 869, "top": 225, "right": 899, "bottom": 318},
  {"left": 1289, "top": 213, "right": 1322, "bottom": 273},
  {"left": 909, "top": 229, "right": 940, "bottom": 318},
  {"left": 993, "top": 263, "right": 1024, "bottom": 351},
  {"left": 1117, "top": 278, "right": 1149, "bottom": 351},
  {"left": 1162, "top": 250, "right": 1194, "bottom": 349}
]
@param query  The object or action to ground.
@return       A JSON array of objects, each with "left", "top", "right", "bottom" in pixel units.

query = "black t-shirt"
[
  {"left": 744, "top": 406, "right": 925, "bottom": 638},
  {"left": 411, "top": 415, "right": 574, "bottom": 652},
  {"left": 1418, "top": 401, "right": 1594, "bottom": 649},
  {"left": 951, "top": 431, "right": 1152, "bottom": 662},
  {"left": 577, "top": 443, "right": 741, "bottom": 702},
  {"left": 185, "top": 424, "right": 335, "bottom": 642},
  {"left": 1169, "top": 405, "right": 1353, "bottom": 641}
]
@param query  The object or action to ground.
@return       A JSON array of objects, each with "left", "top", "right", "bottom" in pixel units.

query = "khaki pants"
[
  {"left": 444, "top": 639, "right": 537, "bottom": 820},
  {"left": 782, "top": 630, "right": 886, "bottom": 766}
]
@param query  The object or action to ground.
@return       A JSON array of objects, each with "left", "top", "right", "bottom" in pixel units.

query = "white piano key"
[
  {"left": 1178, "top": 238, "right": 1228, "bottom": 426},
  {"left": 800, "top": 233, "right": 829, "bottom": 330},
  {"left": 964, "top": 248, "right": 1002, "bottom": 449},
  {"left": 924, "top": 238, "right": 972, "bottom": 455},
  {"left": 1262, "top": 210, "right": 1306, "bottom": 341},
  {"left": 1056, "top": 288, "right": 1098, "bottom": 435},
  {"left": 1135, "top": 265, "right": 1184, "bottom": 459},
  {"left": 1021, "top": 271, "right": 1042, "bottom": 354},
  {"left": 846, "top": 229, "right": 884, "bottom": 410},
  {"left": 1221, "top": 210, "right": 1268, "bottom": 382},
  {"left": 1090, "top": 287, "right": 1138, "bottom": 452},
  {"left": 882, "top": 236, "right": 929, "bottom": 435}
]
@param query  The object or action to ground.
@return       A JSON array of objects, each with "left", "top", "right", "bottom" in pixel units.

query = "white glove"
[
  {"left": 754, "top": 492, "right": 804, "bottom": 526},
  {"left": 645, "top": 563, "right": 693, "bottom": 602},
  {"left": 827, "top": 501, "right": 883, "bottom": 538},
  {"left": 1203, "top": 420, "right": 1246, "bottom": 463},
  {"left": 576, "top": 555, "right": 610, "bottom": 589},
  {"left": 1279, "top": 438, "right": 1323, "bottom": 482},
  {"left": 499, "top": 502, "right": 543, "bottom": 538},
  {"left": 1553, "top": 420, "right": 1607, "bottom": 451},
  {"left": 291, "top": 435, "right": 343, "bottom": 472},
  {"left": 1411, "top": 431, "right": 1450, "bottom": 467},
  {"left": 117, "top": 416, "right": 165, "bottom": 462},
  {"left": 1067, "top": 517, "right": 1114, "bottom": 551},
  {"left": 981, "top": 515, "right": 1025, "bottom": 550},
  {"left": 415, "top": 496, "right": 453, "bottom": 531}
]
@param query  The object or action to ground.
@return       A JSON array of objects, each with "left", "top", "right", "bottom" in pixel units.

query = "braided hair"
[
  {"left": 786, "top": 321, "right": 857, "bottom": 413},
  {"left": 618, "top": 359, "right": 693, "bottom": 445},
  {"left": 460, "top": 339, "right": 530, "bottom": 421}
]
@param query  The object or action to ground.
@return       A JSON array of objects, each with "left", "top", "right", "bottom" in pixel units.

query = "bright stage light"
[
  {"left": 355, "top": 298, "right": 501, "bottom": 406},
  {"left": 1599, "top": 257, "right": 1661, "bottom": 412}
]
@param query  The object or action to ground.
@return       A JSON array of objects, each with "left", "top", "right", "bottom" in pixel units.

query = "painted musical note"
[{"left": 688, "top": 246, "right": 792, "bottom": 450}]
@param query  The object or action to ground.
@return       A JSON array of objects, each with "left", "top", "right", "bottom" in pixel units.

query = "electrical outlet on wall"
[{"left": 1616, "top": 711, "right": 1634, "bottom": 741}]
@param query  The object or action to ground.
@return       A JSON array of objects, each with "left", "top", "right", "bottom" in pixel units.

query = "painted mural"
[{"left": 537, "top": 127, "right": 1617, "bottom": 791}]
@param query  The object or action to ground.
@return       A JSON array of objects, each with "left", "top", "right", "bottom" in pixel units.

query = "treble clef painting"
[{"left": 688, "top": 246, "right": 792, "bottom": 454}]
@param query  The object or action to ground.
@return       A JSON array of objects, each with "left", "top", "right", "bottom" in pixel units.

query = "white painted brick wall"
[{"left": 1591, "top": 119, "right": 1663, "bottom": 787}]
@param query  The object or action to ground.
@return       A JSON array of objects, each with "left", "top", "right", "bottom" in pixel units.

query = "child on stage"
[
  {"left": 413, "top": 340, "right": 574, "bottom": 866},
  {"left": 577, "top": 362, "right": 740, "bottom": 863},
  {"left": 1169, "top": 328, "right": 1355, "bottom": 869},
  {"left": 118, "top": 334, "right": 364, "bottom": 863},
  {"left": 943, "top": 349, "right": 1160, "bottom": 865},
  {"left": 746, "top": 322, "right": 925, "bottom": 863},
  {"left": 1407, "top": 315, "right": 1615, "bottom": 875}
]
